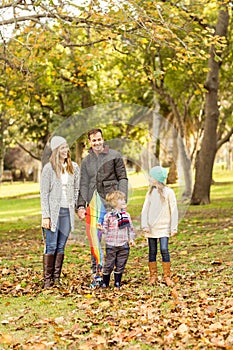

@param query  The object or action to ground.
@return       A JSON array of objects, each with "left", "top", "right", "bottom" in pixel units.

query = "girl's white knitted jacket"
[{"left": 141, "top": 186, "right": 178, "bottom": 238}]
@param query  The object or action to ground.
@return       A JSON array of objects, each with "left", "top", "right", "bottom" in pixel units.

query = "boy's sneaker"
[{"left": 89, "top": 275, "right": 102, "bottom": 289}]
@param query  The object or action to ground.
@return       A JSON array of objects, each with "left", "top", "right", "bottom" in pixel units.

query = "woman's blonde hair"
[
  {"left": 148, "top": 178, "right": 165, "bottom": 201},
  {"left": 106, "top": 190, "right": 126, "bottom": 208},
  {"left": 50, "top": 147, "right": 74, "bottom": 178}
]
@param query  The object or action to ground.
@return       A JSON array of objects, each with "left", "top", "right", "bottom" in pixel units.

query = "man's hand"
[{"left": 77, "top": 207, "right": 86, "bottom": 220}]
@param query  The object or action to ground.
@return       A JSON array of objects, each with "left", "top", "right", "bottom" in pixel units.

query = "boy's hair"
[
  {"left": 106, "top": 190, "right": 126, "bottom": 208},
  {"left": 88, "top": 128, "right": 103, "bottom": 140}
]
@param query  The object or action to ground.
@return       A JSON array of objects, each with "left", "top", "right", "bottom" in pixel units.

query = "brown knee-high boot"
[
  {"left": 162, "top": 262, "right": 174, "bottom": 286},
  {"left": 148, "top": 262, "right": 158, "bottom": 285},
  {"left": 43, "top": 254, "right": 55, "bottom": 288},
  {"left": 53, "top": 253, "right": 64, "bottom": 285}
]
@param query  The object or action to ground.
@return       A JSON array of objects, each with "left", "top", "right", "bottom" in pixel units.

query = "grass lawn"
[
  {"left": 0, "top": 170, "right": 233, "bottom": 349},
  {"left": 0, "top": 182, "right": 40, "bottom": 199}
]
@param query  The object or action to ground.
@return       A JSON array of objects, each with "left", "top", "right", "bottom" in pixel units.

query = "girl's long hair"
[
  {"left": 50, "top": 148, "right": 74, "bottom": 178},
  {"left": 148, "top": 179, "right": 165, "bottom": 201}
]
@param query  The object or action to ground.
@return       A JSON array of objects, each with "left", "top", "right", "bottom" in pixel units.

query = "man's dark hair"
[{"left": 88, "top": 128, "right": 103, "bottom": 140}]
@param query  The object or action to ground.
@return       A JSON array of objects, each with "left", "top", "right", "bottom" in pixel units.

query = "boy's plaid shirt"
[{"left": 102, "top": 210, "right": 135, "bottom": 246}]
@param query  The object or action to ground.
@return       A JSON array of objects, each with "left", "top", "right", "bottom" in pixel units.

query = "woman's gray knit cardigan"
[{"left": 40, "top": 161, "right": 80, "bottom": 232}]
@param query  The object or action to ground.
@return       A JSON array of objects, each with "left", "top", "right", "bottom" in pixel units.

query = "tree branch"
[
  {"left": 16, "top": 141, "right": 41, "bottom": 161},
  {"left": 217, "top": 127, "right": 233, "bottom": 150}
]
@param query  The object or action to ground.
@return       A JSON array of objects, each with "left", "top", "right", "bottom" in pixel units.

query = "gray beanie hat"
[{"left": 50, "top": 136, "right": 67, "bottom": 151}]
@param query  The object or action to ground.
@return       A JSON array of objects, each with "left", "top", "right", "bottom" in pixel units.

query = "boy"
[{"left": 101, "top": 191, "right": 135, "bottom": 288}]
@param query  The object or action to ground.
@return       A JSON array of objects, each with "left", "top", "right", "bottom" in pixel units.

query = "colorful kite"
[{"left": 86, "top": 190, "right": 106, "bottom": 274}]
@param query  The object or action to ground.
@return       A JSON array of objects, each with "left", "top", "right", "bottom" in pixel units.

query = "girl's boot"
[
  {"left": 148, "top": 262, "right": 158, "bottom": 285},
  {"left": 53, "top": 253, "right": 64, "bottom": 286},
  {"left": 162, "top": 262, "right": 174, "bottom": 286},
  {"left": 43, "top": 254, "right": 55, "bottom": 288}
]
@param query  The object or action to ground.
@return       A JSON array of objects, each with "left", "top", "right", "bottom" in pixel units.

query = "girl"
[
  {"left": 141, "top": 166, "right": 178, "bottom": 286},
  {"left": 40, "top": 136, "right": 79, "bottom": 288},
  {"left": 102, "top": 191, "right": 135, "bottom": 289}
]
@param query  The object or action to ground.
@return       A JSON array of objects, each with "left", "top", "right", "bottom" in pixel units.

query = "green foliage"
[{"left": 0, "top": 0, "right": 233, "bottom": 202}]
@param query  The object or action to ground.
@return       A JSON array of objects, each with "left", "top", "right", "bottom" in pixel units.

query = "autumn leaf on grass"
[
  {"left": 179, "top": 250, "right": 188, "bottom": 255},
  {"left": 211, "top": 259, "right": 223, "bottom": 265},
  {"left": 98, "top": 300, "right": 111, "bottom": 310},
  {"left": 199, "top": 291, "right": 208, "bottom": 299},
  {"left": 164, "top": 330, "right": 175, "bottom": 345},
  {"left": 171, "top": 287, "right": 179, "bottom": 299},
  {"left": 124, "top": 328, "right": 143, "bottom": 341},
  {"left": 208, "top": 322, "right": 223, "bottom": 332},
  {"left": 0, "top": 333, "right": 13, "bottom": 344},
  {"left": 177, "top": 323, "right": 189, "bottom": 335}
]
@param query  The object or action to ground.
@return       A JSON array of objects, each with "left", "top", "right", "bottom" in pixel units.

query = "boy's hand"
[
  {"left": 129, "top": 240, "right": 135, "bottom": 247},
  {"left": 77, "top": 208, "right": 86, "bottom": 220}
]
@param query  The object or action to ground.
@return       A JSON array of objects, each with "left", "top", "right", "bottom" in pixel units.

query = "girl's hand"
[
  {"left": 129, "top": 240, "right": 135, "bottom": 247},
  {"left": 142, "top": 228, "right": 150, "bottom": 234},
  {"left": 42, "top": 218, "right": 51, "bottom": 229},
  {"left": 171, "top": 230, "right": 177, "bottom": 237}
]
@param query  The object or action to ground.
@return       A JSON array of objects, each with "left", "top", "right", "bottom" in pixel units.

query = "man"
[{"left": 77, "top": 128, "right": 128, "bottom": 282}]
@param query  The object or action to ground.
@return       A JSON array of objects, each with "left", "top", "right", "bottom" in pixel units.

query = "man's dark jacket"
[{"left": 77, "top": 145, "right": 128, "bottom": 207}]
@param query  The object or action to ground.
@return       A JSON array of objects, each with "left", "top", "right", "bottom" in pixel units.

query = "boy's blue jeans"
[
  {"left": 148, "top": 237, "right": 170, "bottom": 262},
  {"left": 45, "top": 208, "right": 71, "bottom": 254}
]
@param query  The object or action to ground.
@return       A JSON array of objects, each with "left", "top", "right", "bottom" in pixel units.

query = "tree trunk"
[
  {"left": 0, "top": 114, "right": 5, "bottom": 184},
  {"left": 178, "top": 137, "right": 192, "bottom": 200},
  {"left": 191, "top": 8, "right": 229, "bottom": 205},
  {"left": 75, "top": 142, "right": 85, "bottom": 165},
  {"left": 167, "top": 128, "right": 178, "bottom": 184}
]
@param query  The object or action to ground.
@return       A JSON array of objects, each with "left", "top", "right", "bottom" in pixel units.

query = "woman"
[
  {"left": 40, "top": 136, "right": 79, "bottom": 288},
  {"left": 141, "top": 166, "right": 178, "bottom": 287}
]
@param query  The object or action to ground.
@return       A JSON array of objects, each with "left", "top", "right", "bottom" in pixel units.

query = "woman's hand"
[{"left": 42, "top": 218, "right": 51, "bottom": 229}]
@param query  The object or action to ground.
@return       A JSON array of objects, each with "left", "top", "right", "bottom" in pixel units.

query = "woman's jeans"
[
  {"left": 148, "top": 237, "right": 170, "bottom": 262},
  {"left": 45, "top": 208, "right": 71, "bottom": 254}
]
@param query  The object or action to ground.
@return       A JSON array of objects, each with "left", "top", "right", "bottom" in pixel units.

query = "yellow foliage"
[{"left": 6, "top": 100, "right": 14, "bottom": 107}]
